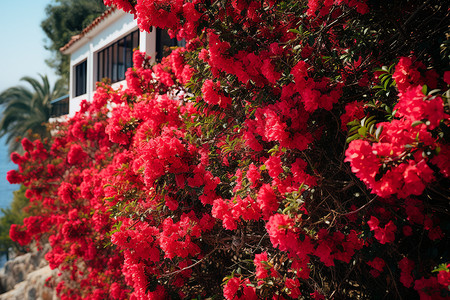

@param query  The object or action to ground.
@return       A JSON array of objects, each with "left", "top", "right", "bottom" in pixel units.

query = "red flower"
[
  {"left": 399, "top": 257, "right": 415, "bottom": 288},
  {"left": 6, "top": 169, "right": 23, "bottom": 184},
  {"left": 341, "top": 101, "right": 365, "bottom": 130},
  {"left": 246, "top": 163, "right": 260, "bottom": 186},
  {"left": 67, "top": 144, "right": 87, "bottom": 165},
  {"left": 310, "top": 290, "right": 325, "bottom": 300},
  {"left": 367, "top": 257, "right": 386, "bottom": 272},
  {"left": 437, "top": 266, "right": 450, "bottom": 288},
  {"left": 10, "top": 224, "right": 31, "bottom": 246},
  {"left": 264, "top": 156, "right": 283, "bottom": 179},
  {"left": 223, "top": 277, "right": 240, "bottom": 300},
  {"left": 21, "top": 138, "right": 34, "bottom": 152},
  {"left": 395, "top": 85, "right": 446, "bottom": 130},
  {"left": 285, "top": 278, "right": 301, "bottom": 298},
  {"left": 10, "top": 152, "right": 23, "bottom": 165},
  {"left": 257, "top": 184, "right": 279, "bottom": 219},
  {"left": 444, "top": 71, "right": 450, "bottom": 85},
  {"left": 261, "top": 59, "right": 281, "bottom": 84}
]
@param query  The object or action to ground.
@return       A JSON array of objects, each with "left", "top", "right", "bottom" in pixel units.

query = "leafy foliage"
[
  {"left": 41, "top": 0, "right": 107, "bottom": 82},
  {"left": 0, "top": 185, "right": 29, "bottom": 254},
  {"left": 373, "top": 63, "right": 396, "bottom": 96}
]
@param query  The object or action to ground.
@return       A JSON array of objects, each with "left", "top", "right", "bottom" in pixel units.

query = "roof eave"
[{"left": 60, "top": 7, "right": 127, "bottom": 55}]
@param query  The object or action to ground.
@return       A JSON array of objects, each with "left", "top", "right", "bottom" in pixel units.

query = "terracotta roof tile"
[{"left": 60, "top": 7, "right": 117, "bottom": 53}]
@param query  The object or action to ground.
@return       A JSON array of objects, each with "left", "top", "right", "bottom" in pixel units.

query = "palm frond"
[{"left": 0, "top": 74, "right": 68, "bottom": 153}]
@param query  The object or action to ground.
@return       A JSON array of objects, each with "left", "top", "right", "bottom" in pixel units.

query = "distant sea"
[
  {"left": 0, "top": 135, "right": 20, "bottom": 268},
  {"left": 0, "top": 136, "right": 18, "bottom": 212}
]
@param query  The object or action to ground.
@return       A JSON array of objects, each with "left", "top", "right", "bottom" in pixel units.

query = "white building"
[{"left": 59, "top": 7, "right": 182, "bottom": 117}]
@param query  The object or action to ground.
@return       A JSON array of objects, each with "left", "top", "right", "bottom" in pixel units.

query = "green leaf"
[
  {"left": 365, "top": 115, "right": 376, "bottom": 125},
  {"left": 366, "top": 120, "right": 376, "bottom": 129},
  {"left": 349, "top": 125, "right": 360, "bottom": 134},
  {"left": 388, "top": 63, "right": 396, "bottom": 73},
  {"left": 347, "top": 119, "right": 359, "bottom": 126},
  {"left": 428, "top": 89, "right": 441, "bottom": 95},
  {"left": 432, "top": 263, "right": 449, "bottom": 273},
  {"left": 358, "top": 127, "right": 367, "bottom": 136},
  {"left": 360, "top": 116, "right": 367, "bottom": 127},
  {"left": 268, "top": 145, "right": 279, "bottom": 154},
  {"left": 383, "top": 78, "right": 392, "bottom": 89},
  {"left": 346, "top": 134, "right": 360, "bottom": 143},
  {"left": 374, "top": 125, "right": 383, "bottom": 139},
  {"left": 282, "top": 206, "right": 292, "bottom": 214}
]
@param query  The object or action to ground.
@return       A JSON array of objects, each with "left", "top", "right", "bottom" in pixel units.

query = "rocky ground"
[{"left": 0, "top": 244, "right": 58, "bottom": 300}]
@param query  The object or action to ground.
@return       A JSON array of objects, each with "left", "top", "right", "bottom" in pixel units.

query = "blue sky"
[
  {"left": 0, "top": 1, "right": 58, "bottom": 93},
  {"left": 0, "top": 1, "right": 58, "bottom": 209}
]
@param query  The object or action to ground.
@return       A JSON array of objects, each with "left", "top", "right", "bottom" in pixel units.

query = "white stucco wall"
[{"left": 66, "top": 10, "right": 156, "bottom": 117}]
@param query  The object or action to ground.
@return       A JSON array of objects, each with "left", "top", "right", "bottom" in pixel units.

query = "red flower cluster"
[
  {"left": 345, "top": 66, "right": 447, "bottom": 199},
  {"left": 6, "top": 1, "right": 449, "bottom": 299}
]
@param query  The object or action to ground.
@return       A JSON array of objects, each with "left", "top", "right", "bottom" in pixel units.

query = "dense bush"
[
  {"left": 0, "top": 185, "right": 29, "bottom": 255},
  {"left": 7, "top": 0, "right": 449, "bottom": 299}
]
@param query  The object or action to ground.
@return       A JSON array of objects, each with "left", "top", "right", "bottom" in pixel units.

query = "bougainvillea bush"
[{"left": 7, "top": 0, "right": 450, "bottom": 299}]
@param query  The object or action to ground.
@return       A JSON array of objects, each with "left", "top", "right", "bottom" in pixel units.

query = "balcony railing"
[{"left": 50, "top": 95, "right": 69, "bottom": 118}]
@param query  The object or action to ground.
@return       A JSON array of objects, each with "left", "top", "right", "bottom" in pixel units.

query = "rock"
[
  {"left": 0, "top": 244, "right": 58, "bottom": 299},
  {"left": 0, "top": 265, "right": 58, "bottom": 300}
]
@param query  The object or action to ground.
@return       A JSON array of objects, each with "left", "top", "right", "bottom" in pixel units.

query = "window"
[
  {"left": 50, "top": 95, "right": 69, "bottom": 117},
  {"left": 97, "top": 30, "right": 139, "bottom": 83},
  {"left": 155, "top": 28, "right": 186, "bottom": 62},
  {"left": 74, "top": 60, "right": 87, "bottom": 97}
]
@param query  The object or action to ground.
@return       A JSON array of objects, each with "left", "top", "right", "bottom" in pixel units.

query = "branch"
[{"left": 159, "top": 247, "right": 219, "bottom": 278}]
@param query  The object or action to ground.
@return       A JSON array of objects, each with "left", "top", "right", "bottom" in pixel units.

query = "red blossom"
[
  {"left": 367, "top": 257, "right": 385, "bottom": 273},
  {"left": 6, "top": 1, "right": 448, "bottom": 299},
  {"left": 67, "top": 144, "right": 87, "bottom": 165},
  {"left": 399, "top": 257, "right": 415, "bottom": 288},
  {"left": 10, "top": 224, "right": 32, "bottom": 246},
  {"left": 437, "top": 266, "right": 450, "bottom": 288},
  {"left": 257, "top": 184, "right": 279, "bottom": 219},
  {"left": 21, "top": 137, "right": 34, "bottom": 152},
  {"left": 6, "top": 169, "right": 23, "bottom": 184},
  {"left": 254, "top": 252, "right": 278, "bottom": 279}
]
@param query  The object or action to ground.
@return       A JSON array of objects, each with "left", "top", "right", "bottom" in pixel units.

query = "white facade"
[{"left": 61, "top": 9, "right": 157, "bottom": 117}]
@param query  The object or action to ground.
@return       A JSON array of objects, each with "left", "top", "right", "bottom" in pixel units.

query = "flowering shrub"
[{"left": 8, "top": 0, "right": 449, "bottom": 299}]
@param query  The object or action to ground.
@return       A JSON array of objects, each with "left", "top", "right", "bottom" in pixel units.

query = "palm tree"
[{"left": 0, "top": 74, "right": 67, "bottom": 153}]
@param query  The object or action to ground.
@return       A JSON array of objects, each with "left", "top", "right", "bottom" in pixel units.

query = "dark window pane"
[
  {"left": 178, "top": 39, "right": 186, "bottom": 48},
  {"left": 125, "top": 33, "right": 133, "bottom": 71},
  {"left": 96, "top": 29, "right": 140, "bottom": 83},
  {"left": 74, "top": 60, "right": 87, "bottom": 97},
  {"left": 112, "top": 43, "right": 118, "bottom": 82},
  {"left": 104, "top": 49, "right": 108, "bottom": 81},
  {"left": 50, "top": 96, "right": 69, "bottom": 117},
  {"left": 98, "top": 51, "right": 104, "bottom": 82},
  {"left": 118, "top": 38, "right": 125, "bottom": 80},
  {"left": 107, "top": 46, "right": 112, "bottom": 80},
  {"left": 132, "top": 30, "right": 139, "bottom": 50},
  {"left": 156, "top": 28, "right": 177, "bottom": 62}
]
